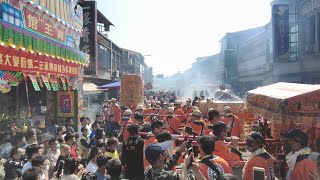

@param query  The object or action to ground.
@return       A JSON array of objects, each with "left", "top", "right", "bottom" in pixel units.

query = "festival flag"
[
  {"left": 41, "top": 74, "right": 51, "bottom": 91},
  {"left": 28, "top": 73, "right": 41, "bottom": 91}
]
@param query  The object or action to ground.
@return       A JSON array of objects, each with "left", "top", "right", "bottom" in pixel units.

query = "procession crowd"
[{"left": 1, "top": 91, "right": 320, "bottom": 180}]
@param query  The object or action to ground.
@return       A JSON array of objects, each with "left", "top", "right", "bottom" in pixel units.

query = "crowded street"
[{"left": 1, "top": 0, "right": 320, "bottom": 180}]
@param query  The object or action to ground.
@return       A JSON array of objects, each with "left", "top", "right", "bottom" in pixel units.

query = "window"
[
  {"left": 2, "top": 3, "right": 23, "bottom": 27},
  {"left": 66, "top": 36, "right": 75, "bottom": 48}
]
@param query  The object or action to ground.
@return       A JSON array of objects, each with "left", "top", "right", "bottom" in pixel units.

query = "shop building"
[{"left": 0, "top": 0, "right": 88, "bottom": 136}]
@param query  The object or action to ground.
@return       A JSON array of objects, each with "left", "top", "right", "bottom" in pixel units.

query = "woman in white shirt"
[{"left": 86, "top": 147, "right": 103, "bottom": 173}]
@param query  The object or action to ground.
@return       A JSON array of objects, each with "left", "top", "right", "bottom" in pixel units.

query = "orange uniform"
[
  {"left": 213, "top": 139, "right": 241, "bottom": 162},
  {"left": 187, "top": 120, "right": 205, "bottom": 136},
  {"left": 114, "top": 105, "right": 121, "bottom": 125},
  {"left": 243, "top": 152, "right": 275, "bottom": 180},
  {"left": 122, "top": 119, "right": 135, "bottom": 141},
  {"left": 143, "top": 135, "right": 158, "bottom": 169},
  {"left": 152, "top": 108, "right": 160, "bottom": 115},
  {"left": 221, "top": 115, "right": 243, "bottom": 137},
  {"left": 198, "top": 155, "right": 232, "bottom": 180},
  {"left": 143, "top": 108, "right": 153, "bottom": 119},
  {"left": 174, "top": 108, "right": 186, "bottom": 122},
  {"left": 287, "top": 155, "right": 317, "bottom": 180},
  {"left": 159, "top": 109, "right": 167, "bottom": 116},
  {"left": 182, "top": 105, "right": 193, "bottom": 120},
  {"left": 165, "top": 116, "right": 181, "bottom": 134}
]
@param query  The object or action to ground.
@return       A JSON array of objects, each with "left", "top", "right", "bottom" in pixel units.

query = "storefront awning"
[
  {"left": 98, "top": 81, "right": 121, "bottom": 89},
  {"left": 83, "top": 83, "right": 102, "bottom": 94}
]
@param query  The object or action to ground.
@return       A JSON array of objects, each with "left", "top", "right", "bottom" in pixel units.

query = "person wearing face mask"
[
  {"left": 22, "top": 144, "right": 43, "bottom": 174},
  {"left": 4, "top": 147, "right": 26, "bottom": 179},
  {"left": 242, "top": 132, "right": 275, "bottom": 180},
  {"left": 46, "top": 138, "right": 61, "bottom": 179},
  {"left": 105, "top": 137, "right": 119, "bottom": 160},
  {"left": 210, "top": 122, "right": 242, "bottom": 162},
  {"left": 31, "top": 156, "right": 50, "bottom": 180},
  {"left": 281, "top": 128, "right": 317, "bottom": 180}
]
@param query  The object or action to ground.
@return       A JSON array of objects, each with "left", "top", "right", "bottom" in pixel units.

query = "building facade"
[
  {"left": 0, "top": 0, "right": 87, "bottom": 132},
  {"left": 122, "top": 49, "right": 153, "bottom": 84}
]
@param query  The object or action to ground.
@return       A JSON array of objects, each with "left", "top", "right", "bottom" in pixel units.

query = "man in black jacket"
[
  {"left": 4, "top": 147, "right": 25, "bottom": 179},
  {"left": 121, "top": 124, "right": 144, "bottom": 180}
]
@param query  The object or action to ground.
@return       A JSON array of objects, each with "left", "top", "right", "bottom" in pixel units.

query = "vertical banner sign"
[
  {"left": 273, "top": 4, "right": 289, "bottom": 60},
  {"left": 120, "top": 75, "right": 143, "bottom": 106},
  {"left": 79, "top": 1, "right": 97, "bottom": 74}
]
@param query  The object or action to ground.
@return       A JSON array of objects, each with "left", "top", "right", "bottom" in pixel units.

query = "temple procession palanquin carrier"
[{"left": 246, "top": 82, "right": 320, "bottom": 149}]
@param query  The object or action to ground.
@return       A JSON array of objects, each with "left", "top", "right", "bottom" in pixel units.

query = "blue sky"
[{"left": 97, "top": 0, "right": 272, "bottom": 76}]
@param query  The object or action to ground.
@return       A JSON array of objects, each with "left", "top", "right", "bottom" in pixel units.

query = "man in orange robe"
[
  {"left": 109, "top": 98, "right": 121, "bottom": 125},
  {"left": 242, "top": 132, "right": 275, "bottom": 180},
  {"left": 182, "top": 98, "right": 193, "bottom": 121},
  {"left": 187, "top": 109, "right": 205, "bottom": 136},
  {"left": 211, "top": 122, "right": 241, "bottom": 162},
  {"left": 196, "top": 135, "right": 232, "bottom": 179},
  {"left": 163, "top": 107, "right": 181, "bottom": 134},
  {"left": 281, "top": 128, "right": 317, "bottom": 180},
  {"left": 204, "top": 108, "right": 220, "bottom": 135},
  {"left": 173, "top": 102, "right": 186, "bottom": 122},
  {"left": 220, "top": 106, "right": 243, "bottom": 138},
  {"left": 143, "top": 120, "right": 168, "bottom": 169}
]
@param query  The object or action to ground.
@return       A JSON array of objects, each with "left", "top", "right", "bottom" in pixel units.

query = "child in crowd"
[{"left": 105, "top": 137, "right": 119, "bottom": 160}]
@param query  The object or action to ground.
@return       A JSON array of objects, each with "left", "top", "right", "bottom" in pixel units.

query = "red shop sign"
[{"left": 0, "top": 47, "right": 79, "bottom": 76}]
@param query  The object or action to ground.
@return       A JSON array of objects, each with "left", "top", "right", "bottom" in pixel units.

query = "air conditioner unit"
[
  {"left": 114, "top": 71, "right": 120, "bottom": 77},
  {"left": 262, "top": 64, "right": 272, "bottom": 72}
]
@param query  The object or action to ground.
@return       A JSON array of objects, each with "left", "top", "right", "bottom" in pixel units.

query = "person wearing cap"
[
  {"left": 144, "top": 142, "right": 206, "bottom": 180},
  {"left": 243, "top": 131, "right": 275, "bottom": 180},
  {"left": 187, "top": 109, "right": 206, "bottom": 136},
  {"left": 144, "top": 102, "right": 153, "bottom": 119},
  {"left": 196, "top": 135, "right": 232, "bottom": 179},
  {"left": 121, "top": 124, "right": 144, "bottom": 180},
  {"left": 119, "top": 109, "right": 134, "bottom": 142},
  {"left": 143, "top": 120, "right": 168, "bottom": 169},
  {"left": 182, "top": 98, "right": 193, "bottom": 120},
  {"left": 155, "top": 131, "right": 189, "bottom": 170},
  {"left": 220, "top": 106, "right": 243, "bottom": 138},
  {"left": 281, "top": 128, "right": 317, "bottom": 180},
  {"left": 135, "top": 104, "right": 145, "bottom": 115},
  {"left": 210, "top": 122, "right": 242, "bottom": 162},
  {"left": 164, "top": 107, "right": 181, "bottom": 134}
]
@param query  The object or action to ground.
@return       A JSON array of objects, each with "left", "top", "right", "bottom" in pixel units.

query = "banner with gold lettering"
[{"left": 0, "top": 48, "right": 79, "bottom": 76}]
